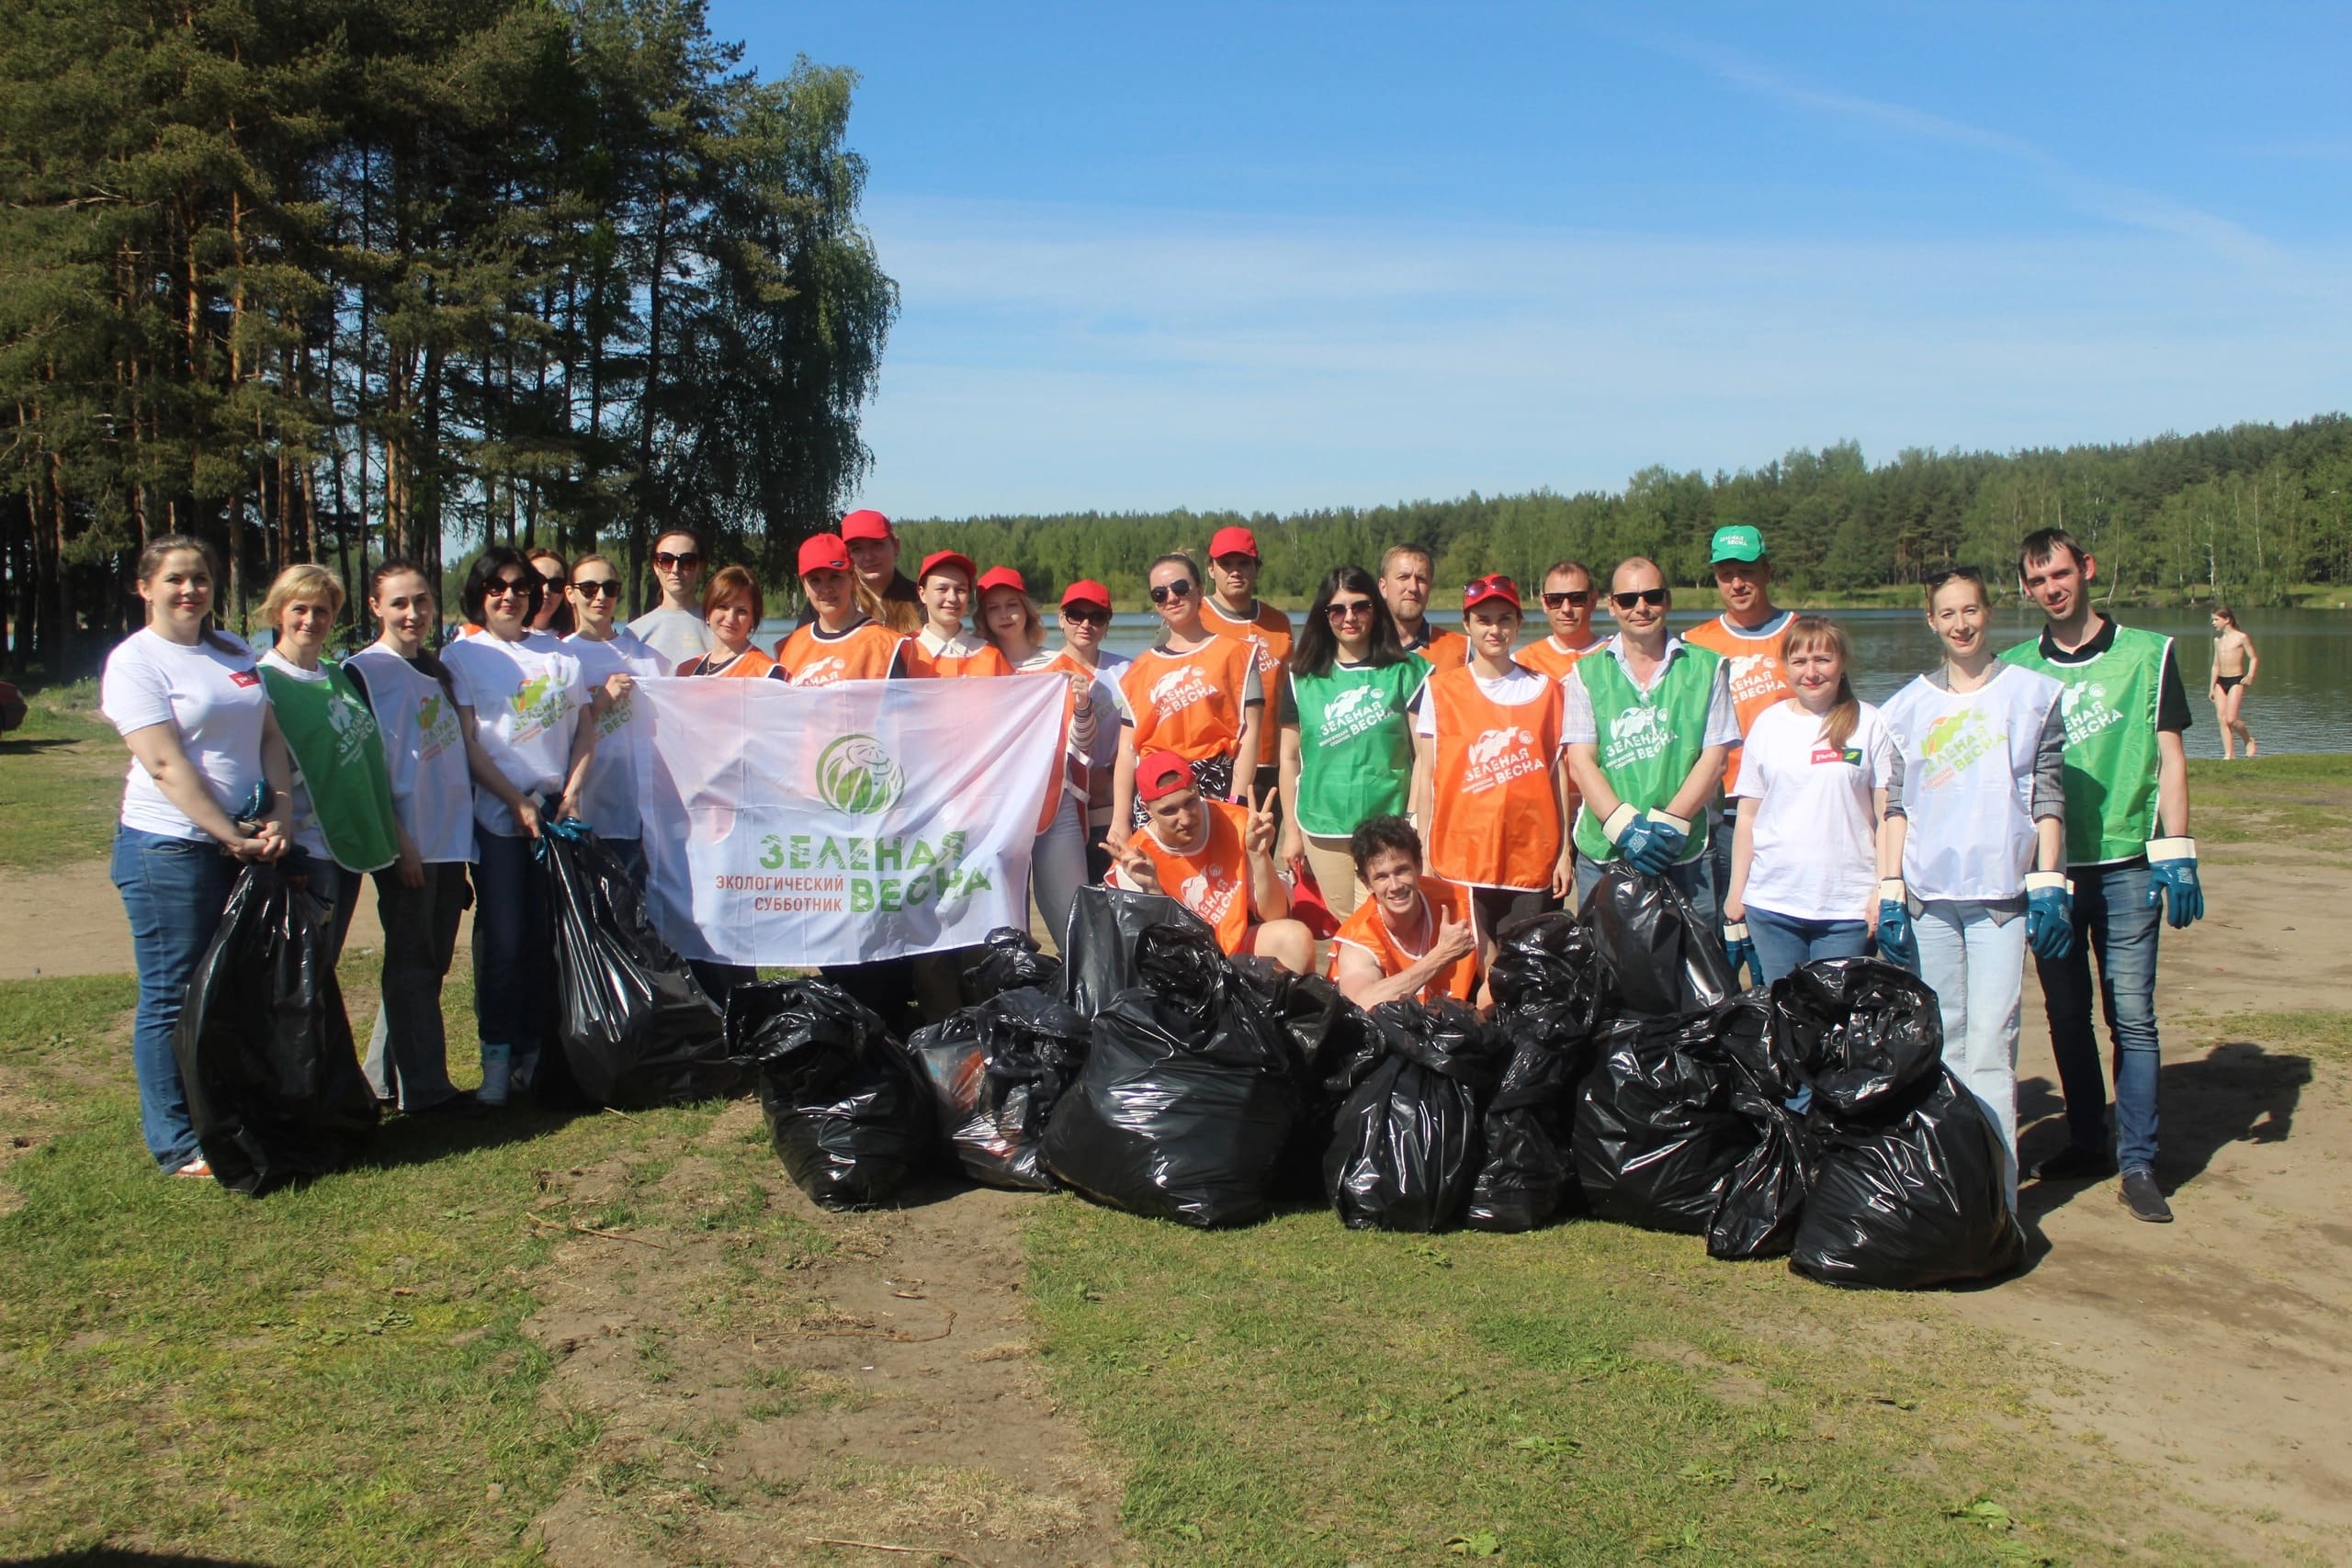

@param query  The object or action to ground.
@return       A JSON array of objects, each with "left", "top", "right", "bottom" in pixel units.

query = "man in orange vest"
[
  {"left": 1682, "top": 524, "right": 1795, "bottom": 918},
  {"left": 1379, "top": 543, "right": 1468, "bottom": 665},
  {"left": 1108, "top": 749, "right": 1317, "bottom": 975},
  {"left": 1328, "top": 815, "right": 1480, "bottom": 1009}
]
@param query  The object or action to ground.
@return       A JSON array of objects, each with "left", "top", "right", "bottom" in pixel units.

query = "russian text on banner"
[{"left": 629, "top": 673, "right": 1065, "bottom": 966}]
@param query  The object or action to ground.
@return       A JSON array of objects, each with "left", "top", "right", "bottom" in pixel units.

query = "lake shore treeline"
[{"left": 898, "top": 416, "right": 2352, "bottom": 612}]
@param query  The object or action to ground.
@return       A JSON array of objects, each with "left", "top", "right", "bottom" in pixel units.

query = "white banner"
[{"left": 628, "top": 674, "right": 1065, "bottom": 965}]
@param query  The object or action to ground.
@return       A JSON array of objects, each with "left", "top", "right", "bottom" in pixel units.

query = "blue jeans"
[
  {"left": 470, "top": 829, "right": 550, "bottom": 1059},
  {"left": 2031, "top": 861, "right": 2162, "bottom": 1173},
  {"left": 1916, "top": 899, "right": 2028, "bottom": 1208},
  {"left": 110, "top": 827, "right": 237, "bottom": 1169},
  {"left": 1744, "top": 906, "right": 1869, "bottom": 987},
  {"left": 1574, "top": 850, "right": 1717, "bottom": 932}
]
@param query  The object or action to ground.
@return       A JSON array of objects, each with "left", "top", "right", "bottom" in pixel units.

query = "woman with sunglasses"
[
  {"left": 526, "top": 547, "right": 575, "bottom": 637},
  {"left": 440, "top": 546, "right": 599, "bottom": 1105},
  {"left": 774, "top": 535, "right": 910, "bottom": 683},
  {"left": 1276, "top": 565, "right": 1422, "bottom": 918},
  {"left": 675, "top": 565, "right": 777, "bottom": 678},
  {"left": 1410, "top": 575, "right": 1572, "bottom": 940},
  {"left": 629, "top": 528, "right": 716, "bottom": 669},
  {"left": 1109, "top": 552, "right": 1271, "bottom": 847},
  {"left": 564, "top": 553, "right": 672, "bottom": 882}
]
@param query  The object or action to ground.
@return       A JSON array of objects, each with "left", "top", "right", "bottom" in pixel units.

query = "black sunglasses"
[
  {"left": 1063, "top": 606, "right": 1111, "bottom": 626},
  {"left": 1148, "top": 580, "right": 1194, "bottom": 604},
  {"left": 1325, "top": 598, "right": 1375, "bottom": 621},
  {"left": 484, "top": 575, "right": 536, "bottom": 599},
  {"left": 1611, "top": 588, "right": 1668, "bottom": 609},
  {"left": 653, "top": 550, "right": 701, "bottom": 570},
  {"left": 1541, "top": 590, "right": 1593, "bottom": 609},
  {"left": 572, "top": 580, "right": 622, "bottom": 598}
]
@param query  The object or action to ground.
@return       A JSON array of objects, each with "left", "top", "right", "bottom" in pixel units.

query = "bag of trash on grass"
[
  {"left": 1579, "top": 863, "right": 1734, "bottom": 1018},
  {"left": 1060, "top": 884, "right": 1204, "bottom": 1016},
  {"left": 1704, "top": 991, "right": 1811, "bottom": 1261},
  {"left": 960, "top": 926, "right": 1064, "bottom": 1005},
  {"left": 172, "top": 863, "right": 378, "bottom": 1194},
  {"left": 1324, "top": 999, "right": 1508, "bottom": 1232},
  {"left": 1467, "top": 911, "right": 1612, "bottom": 1232},
  {"left": 1041, "top": 922, "right": 1304, "bottom": 1228},
  {"left": 908, "top": 987, "right": 1091, "bottom": 1190},
  {"left": 728, "top": 978, "right": 933, "bottom": 1211},
  {"left": 1571, "top": 1011, "right": 1757, "bottom": 1235}
]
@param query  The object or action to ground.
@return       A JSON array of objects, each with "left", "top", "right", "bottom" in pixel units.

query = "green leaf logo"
[{"left": 816, "top": 732, "right": 905, "bottom": 816}]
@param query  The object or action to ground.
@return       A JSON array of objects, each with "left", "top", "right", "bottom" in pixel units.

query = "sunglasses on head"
[
  {"left": 653, "top": 550, "right": 701, "bottom": 570},
  {"left": 1148, "top": 580, "right": 1194, "bottom": 604},
  {"left": 572, "top": 579, "right": 622, "bottom": 598},
  {"left": 1325, "top": 598, "right": 1375, "bottom": 621},
  {"left": 1063, "top": 605, "right": 1110, "bottom": 626},
  {"left": 1611, "top": 588, "right": 1668, "bottom": 610},
  {"left": 1541, "top": 590, "right": 1593, "bottom": 609}
]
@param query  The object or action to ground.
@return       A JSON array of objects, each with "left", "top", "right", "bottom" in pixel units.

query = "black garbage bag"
[
  {"left": 1468, "top": 911, "right": 1611, "bottom": 1232},
  {"left": 728, "top": 978, "right": 933, "bottom": 1211},
  {"left": 1571, "top": 1011, "right": 1757, "bottom": 1234},
  {"left": 539, "top": 823, "right": 735, "bottom": 1109},
  {"left": 1325, "top": 999, "right": 1508, "bottom": 1232},
  {"left": 961, "top": 926, "right": 1064, "bottom": 1005},
  {"left": 908, "top": 986, "right": 1091, "bottom": 1190},
  {"left": 1061, "top": 883, "right": 1207, "bottom": 1017},
  {"left": 1041, "top": 922, "right": 1304, "bottom": 1227},
  {"left": 1579, "top": 863, "right": 1734, "bottom": 1018},
  {"left": 1777, "top": 958, "right": 2024, "bottom": 1288},
  {"left": 172, "top": 863, "right": 378, "bottom": 1194},
  {"left": 1705, "top": 992, "right": 1812, "bottom": 1260},
  {"left": 1232, "top": 962, "right": 1380, "bottom": 1200},
  {"left": 1487, "top": 910, "right": 1612, "bottom": 1043}
]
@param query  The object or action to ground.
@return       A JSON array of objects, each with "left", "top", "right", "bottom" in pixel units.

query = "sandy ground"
[{"left": 7, "top": 849, "right": 2348, "bottom": 1560}]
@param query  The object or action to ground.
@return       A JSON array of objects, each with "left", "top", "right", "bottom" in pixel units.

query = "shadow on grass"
[
  {"left": 0, "top": 737, "right": 85, "bottom": 755},
  {"left": 5, "top": 1553, "right": 286, "bottom": 1567}
]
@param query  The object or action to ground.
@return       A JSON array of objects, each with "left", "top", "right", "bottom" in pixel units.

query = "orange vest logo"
[
  {"left": 1178, "top": 863, "right": 1240, "bottom": 926},
  {"left": 793, "top": 655, "right": 848, "bottom": 687},
  {"left": 1463, "top": 724, "right": 1543, "bottom": 795},
  {"left": 1147, "top": 662, "right": 1216, "bottom": 717}
]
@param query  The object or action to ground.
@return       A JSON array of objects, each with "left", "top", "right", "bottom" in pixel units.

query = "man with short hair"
[
  {"left": 1108, "top": 749, "right": 1316, "bottom": 975},
  {"left": 796, "top": 509, "right": 922, "bottom": 633},
  {"left": 1203, "top": 525, "right": 1294, "bottom": 807},
  {"left": 1379, "top": 543, "right": 1467, "bottom": 665},
  {"left": 628, "top": 526, "right": 717, "bottom": 668},
  {"left": 2002, "top": 527, "right": 2201, "bottom": 1224},
  {"left": 1682, "top": 525, "right": 1795, "bottom": 912},
  {"left": 1328, "top": 815, "right": 1479, "bottom": 1009},
  {"left": 1562, "top": 558, "right": 1737, "bottom": 925},
  {"left": 1516, "top": 559, "right": 1604, "bottom": 682}
]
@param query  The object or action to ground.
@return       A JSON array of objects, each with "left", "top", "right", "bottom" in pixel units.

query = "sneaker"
[
  {"left": 172, "top": 1156, "right": 213, "bottom": 1179},
  {"left": 479, "top": 1043, "right": 513, "bottom": 1107},
  {"left": 2032, "top": 1144, "right": 2116, "bottom": 1182},
  {"left": 2120, "top": 1168, "right": 2174, "bottom": 1224},
  {"left": 407, "top": 1090, "right": 490, "bottom": 1119}
]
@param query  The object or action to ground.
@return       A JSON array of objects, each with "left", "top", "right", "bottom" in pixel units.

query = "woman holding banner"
[
  {"left": 675, "top": 565, "right": 776, "bottom": 679},
  {"left": 903, "top": 550, "right": 1015, "bottom": 680},
  {"left": 1109, "top": 552, "right": 1269, "bottom": 847},
  {"left": 979, "top": 565, "right": 1097, "bottom": 939},
  {"left": 775, "top": 535, "right": 910, "bottom": 683}
]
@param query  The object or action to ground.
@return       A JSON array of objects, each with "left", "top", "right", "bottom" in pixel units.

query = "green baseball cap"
[{"left": 1710, "top": 525, "right": 1766, "bottom": 564}]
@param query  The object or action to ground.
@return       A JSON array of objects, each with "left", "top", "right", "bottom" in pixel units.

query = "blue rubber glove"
[
  {"left": 2146, "top": 837, "right": 2203, "bottom": 929},
  {"left": 1722, "top": 920, "right": 1758, "bottom": 986},
  {"left": 2023, "top": 872, "right": 2074, "bottom": 960},
  {"left": 1608, "top": 806, "right": 1690, "bottom": 874},
  {"left": 1873, "top": 878, "right": 1917, "bottom": 968}
]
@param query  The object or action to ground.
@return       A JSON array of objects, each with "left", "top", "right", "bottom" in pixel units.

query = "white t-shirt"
[
  {"left": 440, "top": 630, "right": 590, "bottom": 837},
  {"left": 628, "top": 605, "right": 714, "bottom": 671},
  {"left": 345, "top": 644, "right": 478, "bottom": 864},
  {"left": 100, "top": 627, "right": 270, "bottom": 841},
  {"left": 258, "top": 649, "right": 337, "bottom": 860},
  {"left": 1731, "top": 698, "right": 1896, "bottom": 922},
  {"left": 565, "top": 628, "right": 671, "bottom": 840},
  {"left": 1411, "top": 662, "right": 1556, "bottom": 738}
]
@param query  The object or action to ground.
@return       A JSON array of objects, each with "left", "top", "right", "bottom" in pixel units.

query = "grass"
[
  {"left": 1023, "top": 1201, "right": 2221, "bottom": 1566},
  {"left": 2181, "top": 1007, "right": 2352, "bottom": 1062},
  {"left": 0, "top": 678, "right": 121, "bottom": 872},
  {"left": 2184, "top": 754, "right": 2352, "bottom": 852}
]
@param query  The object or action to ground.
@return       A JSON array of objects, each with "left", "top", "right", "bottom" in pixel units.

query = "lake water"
[{"left": 757, "top": 605, "right": 2351, "bottom": 759}]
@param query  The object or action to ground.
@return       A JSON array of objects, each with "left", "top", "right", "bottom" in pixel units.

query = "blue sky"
[{"left": 712, "top": 2, "right": 2352, "bottom": 519}]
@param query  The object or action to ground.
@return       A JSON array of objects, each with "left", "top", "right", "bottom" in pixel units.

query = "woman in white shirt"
[
  {"left": 562, "top": 552, "right": 670, "bottom": 886},
  {"left": 440, "top": 547, "right": 598, "bottom": 1105},
  {"left": 1879, "top": 568, "right": 2071, "bottom": 1208},
  {"left": 101, "top": 535, "right": 294, "bottom": 1178},
  {"left": 978, "top": 565, "right": 1093, "bottom": 942},
  {"left": 1722, "top": 615, "right": 1897, "bottom": 986}
]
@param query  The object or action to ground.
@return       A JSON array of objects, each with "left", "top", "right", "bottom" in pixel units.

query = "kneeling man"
[
  {"left": 1109, "top": 749, "right": 1317, "bottom": 974},
  {"left": 1329, "top": 815, "right": 1481, "bottom": 1008}
]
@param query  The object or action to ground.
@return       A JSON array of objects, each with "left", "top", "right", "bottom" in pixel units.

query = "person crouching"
[
  {"left": 1328, "top": 815, "right": 1481, "bottom": 1010},
  {"left": 1108, "top": 748, "right": 1316, "bottom": 975}
]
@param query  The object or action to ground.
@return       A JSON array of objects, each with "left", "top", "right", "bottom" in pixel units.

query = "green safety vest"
[
  {"left": 1571, "top": 642, "right": 1722, "bottom": 864},
  {"left": 2001, "top": 626, "right": 2167, "bottom": 866},
  {"left": 1288, "top": 660, "right": 1424, "bottom": 837},
  {"left": 261, "top": 660, "right": 401, "bottom": 873}
]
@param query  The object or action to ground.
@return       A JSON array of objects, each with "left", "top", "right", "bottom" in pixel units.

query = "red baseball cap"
[
  {"left": 1136, "top": 750, "right": 1195, "bottom": 804},
  {"left": 797, "top": 534, "right": 852, "bottom": 575},
  {"left": 1463, "top": 574, "right": 1521, "bottom": 612},
  {"left": 841, "top": 509, "right": 894, "bottom": 543},
  {"left": 1060, "top": 579, "right": 1113, "bottom": 613},
  {"left": 976, "top": 566, "right": 1026, "bottom": 595},
  {"left": 1208, "top": 525, "right": 1260, "bottom": 560},
  {"left": 918, "top": 549, "right": 976, "bottom": 586}
]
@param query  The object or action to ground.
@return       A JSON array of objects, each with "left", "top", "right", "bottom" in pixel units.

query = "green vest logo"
[{"left": 818, "top": 733, "right": 905, "bottom": 815}]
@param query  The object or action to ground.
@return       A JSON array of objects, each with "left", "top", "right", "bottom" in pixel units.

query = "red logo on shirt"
[{"left": 229, "top": 669, "right": 261, "bottom": 687}]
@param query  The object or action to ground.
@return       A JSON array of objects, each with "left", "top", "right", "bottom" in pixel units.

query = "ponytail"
[
  {"left": 1784, "top": 615, "right": 1860, "bottom": 752},
  {"left": 368, "top": 556, "right": 460, "bottom": 703}
]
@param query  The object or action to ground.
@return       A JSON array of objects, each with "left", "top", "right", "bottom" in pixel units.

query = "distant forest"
[{"left": 898, "top": 416, "right": 2352, "bottom": 610}]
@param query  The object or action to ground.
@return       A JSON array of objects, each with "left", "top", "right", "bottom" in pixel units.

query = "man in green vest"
[
  {"left": 2001, "top": 526, "right": 2201, "bottom": 1224},
  {"left": 1562, "top": 557, "right": 1739, "bottom": 927}
]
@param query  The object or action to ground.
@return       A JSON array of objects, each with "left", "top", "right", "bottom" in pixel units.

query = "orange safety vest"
[
  {"left": 1409, "top": 626, "right": 1470, "bottom": 667},
  {"left": 1682, "top": 614, "right": 1793, "bottom": 794},
  {"left": 677, "top": 645, "right": 776, "bottom": 679},
  {"left": 1515, "top": 635, "right": 1599, "bottom": 683},
  {"left": 1119, "top": 635, "right": 1260, "bottom": 761},
  {"left": 774, "top": 620, "right": 907, "bottom": 686},
  {"left": 1202, "top": 598, "right": 1294, "bottom": 677},
  {"left": 1130, "top": 800, "right": 1256, "bottom": 955},
  {"left": 1328, "top": 876, "right": 1478, "bottom": 1003},
  {"left": 1424, "top": 662, "right": 1564, "bottom": 891},
  {"left": 902, "top": 632, "right": 1015, "bottom": 682}
]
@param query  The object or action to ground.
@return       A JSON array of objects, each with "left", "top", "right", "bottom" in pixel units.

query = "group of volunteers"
[{"left": 102, "top": 511, "right": 2205, "bottom": 1228}]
